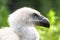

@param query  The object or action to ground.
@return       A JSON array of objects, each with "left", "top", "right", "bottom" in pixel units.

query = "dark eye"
[
  {"left": 32, "top": 13, "right": 39, "bottom": 18},
  {"left": 32, "top": 13, "right": 38, "bottom": 17}
]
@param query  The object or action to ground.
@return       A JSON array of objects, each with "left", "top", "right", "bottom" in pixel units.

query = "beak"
[{"left": 36, "top": 15, "right": 50, "bottom": 28}]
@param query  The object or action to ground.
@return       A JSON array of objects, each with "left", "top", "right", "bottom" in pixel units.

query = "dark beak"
[{"left": 36, "top": 15, "right": 50, "bottom": 28}]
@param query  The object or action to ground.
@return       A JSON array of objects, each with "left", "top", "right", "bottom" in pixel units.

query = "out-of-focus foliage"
[
  {"left": 0, "top": 0, "right": 60, "bottom": 40},
  {"left": 0, "top": 6, "right": 9, "bottom": 27},
  {"left": 36, "top": 9, "right": 59, "bottom": 40},
  {"left": 47, "top": 9, "right": 56, "bottom": 25},
  {"left": 0, "top": 0, "right": 9, "bottom": 27}
]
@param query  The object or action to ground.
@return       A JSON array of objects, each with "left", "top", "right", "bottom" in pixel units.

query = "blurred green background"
[{"left": 0, "top": 0, "right": 60, "bottom": 40}]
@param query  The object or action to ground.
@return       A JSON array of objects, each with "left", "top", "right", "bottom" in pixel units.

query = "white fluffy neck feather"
[{"left": 10, "top": 24, "right": 39, "bottom": 40}]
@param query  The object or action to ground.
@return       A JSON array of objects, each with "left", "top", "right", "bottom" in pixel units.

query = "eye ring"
[{"left": 32, "top": 13, "right": 38, "bottom": 17}]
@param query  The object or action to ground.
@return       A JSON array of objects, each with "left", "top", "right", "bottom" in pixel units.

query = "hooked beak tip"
[{"left": 40, "top": 18, "right": 50, "bottom": 28}]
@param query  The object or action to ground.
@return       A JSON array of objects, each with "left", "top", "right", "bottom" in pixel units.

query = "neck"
[{"left": 10, "top": 24, "right": 39, "bottom": 40}]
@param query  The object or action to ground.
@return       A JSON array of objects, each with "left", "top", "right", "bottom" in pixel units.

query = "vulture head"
[{"left": 8, "top": 7, "right": 50, "bottom": 28}]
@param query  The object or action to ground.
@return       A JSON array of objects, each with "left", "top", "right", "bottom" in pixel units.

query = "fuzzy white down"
[{"left": 0, "top": 7, "right": 40, "bottom": 40}]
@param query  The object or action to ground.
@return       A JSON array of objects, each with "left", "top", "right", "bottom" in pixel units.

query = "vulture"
[{"left": 0, "top": 7, "right": 50, "bottom": 40}]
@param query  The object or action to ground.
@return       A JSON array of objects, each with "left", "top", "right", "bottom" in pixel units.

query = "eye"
[
  {"left": 32, "top": 13, "right": 39, "bottom": 18},
  {"left": 32, "top": 13, "right": 38, "bottom": 17}
]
